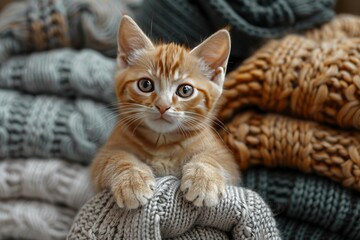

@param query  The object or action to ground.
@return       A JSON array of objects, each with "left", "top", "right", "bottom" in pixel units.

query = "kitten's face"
[{"left": 115, "top": 16, "right": 230, "bottom": 134}]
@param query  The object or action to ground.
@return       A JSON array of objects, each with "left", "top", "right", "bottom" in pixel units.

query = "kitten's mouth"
[{"left": 154, "top": 116, "right": 172, "bottom": 124}]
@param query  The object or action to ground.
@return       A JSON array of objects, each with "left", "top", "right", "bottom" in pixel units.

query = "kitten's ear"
[
  {"left": 117, "top": 15, "right": 154, "bottom": 67},
  {"left": 190, "top": 30, "right": 231, "bottom": 85}
]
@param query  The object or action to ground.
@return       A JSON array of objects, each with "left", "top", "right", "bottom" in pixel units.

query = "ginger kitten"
[{"left": 91, "top": 15, "right": 240, "bottom": 209}]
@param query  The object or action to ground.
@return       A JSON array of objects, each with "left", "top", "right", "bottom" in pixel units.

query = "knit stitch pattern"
[
  {"left": 0, "top": 49, "right": 116, "bottom": 103},
  {"left": 0, "top": 159, "right": 94, "bottom": 209},
  {"left": 135, "top": 0, "right": 336, "bottom": 64},
  {"left": 306, "top": 14, "right": 360, "bottom": 40},
  {"left": 0, "top": 159, "right": 95, "bottom": 240},
  {"left": 0, "top": 1, "right": 354, "bottom": 239},
  {"left": 276, "top": 217, "right": 343, "bottom": 240},
  {"left": 222, "top": 111, "right": 360, "bottom": 191},
  {"left": 68, "top": 176, "right": 280, "bottom": 240},
  {"left": 0, "top": 200, "right": 76, "bottom": 240},
  {"left": 218, "top": 30, "right": 360, "bottom": 130},
  {"left": 0, "top": 0, "right": 129, "bottom": 61},
  {"left": 0, "top": 89, "right": 115, "bottom": 163},
  {"left": 244, "top": 167, "right": 360, "bottom": 239}
]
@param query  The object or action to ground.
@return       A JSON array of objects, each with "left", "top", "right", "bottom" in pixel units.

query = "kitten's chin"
[{"left": 144, "top": 118, "right": 179, "bottom": 134}]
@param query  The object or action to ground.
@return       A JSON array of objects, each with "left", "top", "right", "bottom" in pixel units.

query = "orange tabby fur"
[{"left": 91, "top": 15, "right": 240, "bottom": 209}]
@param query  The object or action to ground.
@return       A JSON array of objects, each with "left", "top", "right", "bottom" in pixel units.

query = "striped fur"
[{"left": 91, "top": 15, "right": 240, "bottom": 209}]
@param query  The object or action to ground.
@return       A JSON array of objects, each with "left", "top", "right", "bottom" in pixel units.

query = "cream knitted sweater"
[{"left": 68, "top": 176, "right": 280, "bottom": 240}]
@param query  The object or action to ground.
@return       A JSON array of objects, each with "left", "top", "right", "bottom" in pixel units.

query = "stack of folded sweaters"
[{"left": 1, "top": 0, "right": 359, "bottom": 239}]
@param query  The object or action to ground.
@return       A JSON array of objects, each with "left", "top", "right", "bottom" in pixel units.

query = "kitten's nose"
[{"left": 156, "top": 105, "right": 170, "bottom": 114}]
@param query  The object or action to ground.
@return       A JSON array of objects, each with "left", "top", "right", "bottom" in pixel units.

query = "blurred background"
[{"left": 1, "top": 0, "right": 360, "bottom": 15}]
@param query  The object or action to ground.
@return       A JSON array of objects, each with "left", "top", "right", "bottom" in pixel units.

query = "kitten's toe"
[
  {"left": 181, "top": 163, "right": 225, "bottom": 207},
  {"left": 112, "top": 168, "right": 155, "bottom": 209},
  {"left": 203, "top": 185, "right": 221, "bottom": 207}
]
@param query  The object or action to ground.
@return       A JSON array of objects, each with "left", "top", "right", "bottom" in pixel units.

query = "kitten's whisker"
[
  {"left": 184, "top": 115, "right": 232, "bottom": 153},
  {"left": 185, "top": 111, "right": 229, "bottom": 134},
  {"left": 132, "top": 119, "right": 144, "bottom": 134}
]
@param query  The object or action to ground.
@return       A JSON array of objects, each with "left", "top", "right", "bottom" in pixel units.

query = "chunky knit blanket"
[
  {"left": 216, "top": 15, "right": 360, "bottom": 193},
  {"left": 222, "top": 111, "right": 360, "bottom": 191},
  {"left": 2, "top": 0, "right": 360, "bottom": 239},
  {"left": 219, "top": 29, "right": 360, "bottom": 130}
]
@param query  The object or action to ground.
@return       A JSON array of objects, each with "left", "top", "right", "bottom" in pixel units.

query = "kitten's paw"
[
  {"left": 111, "top": 168, "right": 155, "bottom": 209},
  {"left": 180, "top": 162, "right": 225, "bottom": 207}
]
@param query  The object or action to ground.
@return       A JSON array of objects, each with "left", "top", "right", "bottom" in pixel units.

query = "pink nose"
[{"left": 156, "top": 105, "right": 170, "bottom": 114}]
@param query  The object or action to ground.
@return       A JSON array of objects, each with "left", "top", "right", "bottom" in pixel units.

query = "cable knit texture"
[
  {"left": 0, "top": 201, "right": 76, "bottom": 240},
  {"left": 222, "top": 111, "right": 360, "bottom": 191},
  {"left": 0, "top": 0, "right": 129, "bottom": 61},
  {"left": 68, "top": 176, "right": 280, "bottom": 240},
  {"left": 219, "top": 17, "right": 360, "bottom": 130},
  {"left": 0, "top": 89, "right": 115, "bottom": 163},
  {"left": 0, "top": 159, "right": 94, "bottom": 209},
  {"left": 0, "top": 0, "right": 358, "bottom": 239},
  {"left": 135, "top": 0, "right": 335, "bottom": 64},
  {"left": 0, "top": 49, "right": 116, "bottom": 103},
  {"left": 0, "top": 159, "right": 95, "bottom": 240}
]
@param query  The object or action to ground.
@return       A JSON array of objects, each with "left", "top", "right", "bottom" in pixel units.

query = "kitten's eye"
[
  {"left": 176, "top": 84, "right": 194, "bottom": 98},
  {"left": 137, "top": 78, "right": 154, "bottom": 93}
]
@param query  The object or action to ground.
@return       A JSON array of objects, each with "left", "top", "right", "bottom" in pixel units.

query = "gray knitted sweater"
[{"left": 68, "top": 176, "right": 280, "bottom": 240}]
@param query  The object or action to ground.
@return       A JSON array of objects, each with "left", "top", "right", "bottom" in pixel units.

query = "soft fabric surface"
[
  {"left": 135, "top": 0, "right": 336, "bottom": 65},
  {"left": 0, "top": 159, "right": 94, "bottom": 240},
  {"left": 244, "top": 168, "right": 360, "bottom": 239},
  {"left": 306, "top": 14, "right": 360, "bottom": 40},
  {"left": 67, "top": 167, "right": 360, "bottom": 240},
  {"left": 0, "top": 89, "right": 114, "bottom": 163},
  {"left": 222, "top": 111, "right": 360, "bottom": 191},
  {"left": 0, "top": 48, "right": 116, "bottom": 102},
  {"left": 0, "top": 0, "right": 129, "bottom": 61},
  {"left": 219, "top": 28, "right": 360, "bottom": 130},
  {"left": 1, "top": 0, "right": 358, "bottom": 239},
  {"left": 68, "top": 176, "right": 280, "bottom": 240}
]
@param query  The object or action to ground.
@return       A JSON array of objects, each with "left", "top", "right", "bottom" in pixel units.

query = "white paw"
[
  {"left": 180, "top": 162, "right": 225, "bottom": 207},
  {"left": 112, "top": 168, "right": 155, "bottom": 209}
]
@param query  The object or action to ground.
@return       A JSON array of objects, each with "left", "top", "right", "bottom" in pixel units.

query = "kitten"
[{"left": 91, "top": 15, "right": 240, "bottom": 209}]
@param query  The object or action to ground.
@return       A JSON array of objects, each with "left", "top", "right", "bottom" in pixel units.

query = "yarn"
[
  {"left": 0, "top": 159, "right": 95, "bottom": 240},
  {"left": 0, "top": 49, "right": 116, "bottom": 103},
  {"left": 306, "top": 14, "right": 360, "bottom": 40},
  {"left": 134, "top": 0, "right": 336, "bottom": 64},
  {"left": 276, "top": 217, "right": 343, "bottom": 240},
  {"left": 0, "top": 201, "right": 75, "bottom": 240},
  {"left": 68, "top": 176, "right": 280, "bottom": 240},
  {"left": 0, "top": 90, "right": 115, "bottom": 163},
  {"left": 222, "top": 111, "right": 360, "bottom": 191},
  {"left": 0, "top": 0, "right": 129, "bottom": 61},
  {"left": 0, "top": 159, "right": 94, "bottom": 209},
  {"left": 219, "top": 32, "right": 360, "bottom": 130},
  {"left": 243, "top": 167, "right": 360, "bottom": 239}
]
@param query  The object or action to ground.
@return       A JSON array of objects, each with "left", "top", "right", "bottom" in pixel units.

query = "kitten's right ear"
[{"left": 117, "top": 15, "right": 154, "bottom": 68}]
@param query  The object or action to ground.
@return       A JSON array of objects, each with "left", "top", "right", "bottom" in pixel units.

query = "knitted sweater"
[
  {"left": 0, "top": 0, "right": 129, "bottom": 61},
  {"left": 0, "top": 48, "right": 116, "bottom": 103},
  {"left": 244, "top": 168, "right": 360, "bottom": 239},
  {"left": 134, "top": 0, "right": 336, "bottom": 66},
  {"left": 68, "top": 176, "right": 280, "bottom": 240},
  {"left": 0, "top": 159, "right": 94, "bottom": 240},
  {"left": 0, "top": 89, "right": 114, "bottom": 163},
  {"left": 0, "top": 0, "right": 358, "bottom": 239},
  {"left": 2, "top": 162, "right": 359, "bottom": 240}
]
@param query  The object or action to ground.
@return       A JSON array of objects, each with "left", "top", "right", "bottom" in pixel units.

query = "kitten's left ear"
[{"left": 190, "top": 30, "right": 231, "bottom": 85}]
